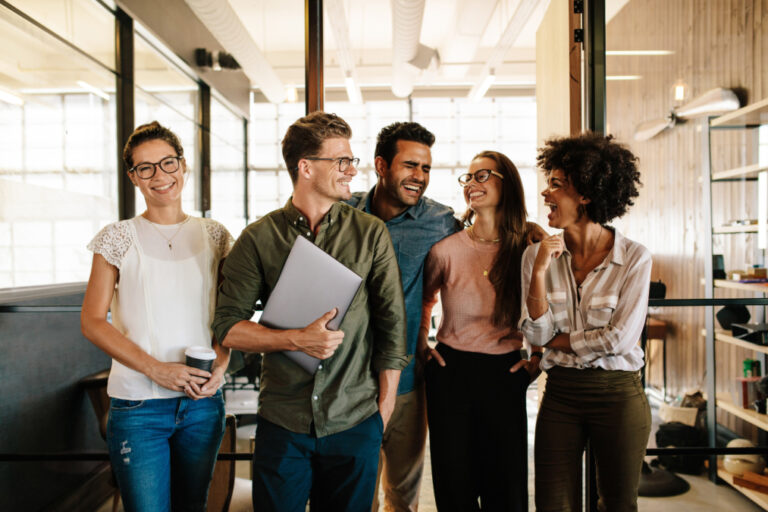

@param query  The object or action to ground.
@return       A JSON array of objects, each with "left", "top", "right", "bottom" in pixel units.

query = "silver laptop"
[{"left": 259, "top": 235, "right": 363, "bottom": 374}]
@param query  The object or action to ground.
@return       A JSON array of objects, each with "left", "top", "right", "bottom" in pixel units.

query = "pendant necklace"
[
  {"left": 144, "top": 215, "right": 190, "bottom": 251},
  {"left": 572, "top": 227, "right": 602, "bottom": 271},
  {"left": 468, "top": 225, "right": 500, "bottom": 277}
]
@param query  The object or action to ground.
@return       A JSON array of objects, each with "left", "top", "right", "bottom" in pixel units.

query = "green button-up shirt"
[{"left": 212, "top": 199, "right": 408, "bottom": 437}]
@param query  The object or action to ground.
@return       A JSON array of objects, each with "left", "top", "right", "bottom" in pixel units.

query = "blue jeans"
[
  {"left": 106, "top": 392, "right": 226, "bottom": 512},
  {"left": 252, "top": 412, "right": 384, "bottom": 512}
]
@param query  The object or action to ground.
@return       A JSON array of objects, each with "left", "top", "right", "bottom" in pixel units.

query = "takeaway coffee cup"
[{"left": 185, "top": 347, "right": 216, "bottom": 372}]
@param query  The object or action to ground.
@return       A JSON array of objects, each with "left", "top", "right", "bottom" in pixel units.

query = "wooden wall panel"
[
  {"left": 536, "top": 0, "right": 572, "bottom": 227},
  {"left": 605, "top": 0, "right": 768, "bottom": 437}
]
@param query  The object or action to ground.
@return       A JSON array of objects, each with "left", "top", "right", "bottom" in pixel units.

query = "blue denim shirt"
[{"left": 346, "top": 187, "right": 460, "bottom": 394}]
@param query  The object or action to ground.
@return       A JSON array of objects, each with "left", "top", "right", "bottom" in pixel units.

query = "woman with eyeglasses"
[
  {"left": 520, "top": 133, "right": 651, "bottom": 512},
  {"left": 418, "top": 151, "right": 541, "bottom": 511},
  {"left": 81, "top": 121, "right": 233, "bottom": 512}
]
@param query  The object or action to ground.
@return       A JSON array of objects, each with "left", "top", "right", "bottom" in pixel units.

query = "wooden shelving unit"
[
  {"left": 713, "top": 225, "right": 760, "bottom": 234},
  {"left": 715, "top": 279, "right": 768, "bottom": 293},
  {"left": 718, "top": 468, "right": 768, "bottom": 510},
  {"left": 713, "top": 163, "right": 768, "bottom": 181},
  {"left": 717, "top": 394, "right": 768, "bottom": 430},
  {"left": 711, "top": 97, "right": 768, "bottom": 127},
  {"left": 715, "top": 331, "right": 768, "bottom": 355},
  {"left": 707, "top": 97, "right": 768, "bottom": 508}
]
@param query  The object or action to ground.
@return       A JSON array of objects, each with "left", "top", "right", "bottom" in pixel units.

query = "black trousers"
[{"left": 425, "top": 343, "right": 529, "bottom": 512}]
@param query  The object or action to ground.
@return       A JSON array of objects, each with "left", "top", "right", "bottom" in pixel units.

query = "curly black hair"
[
  {"left": 537, "top": 132, "right": 641, "bottom": 224},
  {"left": 374, "top": 122, "right": 435, "bottom": 167}
]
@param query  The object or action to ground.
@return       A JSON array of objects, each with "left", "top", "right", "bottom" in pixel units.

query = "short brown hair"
[
  {"left": 122, "top": 121, "right": 184, "bottom": 169},
  {"left": 281, "top": 112, "right": 352, "bottom": 182}
]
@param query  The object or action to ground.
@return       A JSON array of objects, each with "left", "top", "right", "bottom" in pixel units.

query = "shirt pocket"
[
  {"left": 548, "top": 290, "right": 570, "bottom": 331},
  {"left": 586, "top": 294, "right": 619, "bottom": 328}
]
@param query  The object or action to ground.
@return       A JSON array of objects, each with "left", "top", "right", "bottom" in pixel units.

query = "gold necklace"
[
  {"left": 143, "top": 215, "right": 190, "bottom": 250},
  {"left": 468, "top": 224, "right": 500, "bottom": 243},
  {"left": 572, "top": 226, "right": 603, "bottom": 271},
  {"left": 467, "top": 225, "right": 499, "bottom": 277}
]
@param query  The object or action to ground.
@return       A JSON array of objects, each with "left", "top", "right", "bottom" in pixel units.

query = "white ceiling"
[
  {"left": 227, "top": 0, "right": 550, "bottom": 93},
  {"left": 0, "top": 0, "right": 634, "bottom": 105}
]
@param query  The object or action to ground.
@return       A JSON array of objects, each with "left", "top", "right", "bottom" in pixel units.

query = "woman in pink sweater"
[{"left": 418, "top": 151, "right": 541, "bottom": 511}]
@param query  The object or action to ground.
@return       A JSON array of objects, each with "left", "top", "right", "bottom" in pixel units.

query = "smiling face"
[
  {"left": 376, "top": 140, "right": 432, "bottom": 208},
  {"left": 541, "top": 168, "right": 590, "bottom": 228},
  {"left": 128, "top": 138, "right": 186, "bottom": 208},
  {"left": 307, "top": 137, "right": 357, "bottom": 202},
  {"left": 463, "top": 157, "right": 503, "bottom": 212}
]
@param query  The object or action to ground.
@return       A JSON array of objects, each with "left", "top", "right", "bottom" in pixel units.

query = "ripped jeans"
[{"left": 106, "top": 392, "right": 225, "bottom": 512}]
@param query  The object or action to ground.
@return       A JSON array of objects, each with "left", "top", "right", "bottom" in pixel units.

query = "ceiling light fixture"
[
  {"left": 606, "top": 50, "right": 673, "bottom": 56},
  {"left": 465, "top": 0, "right": 537, "bottom": 102},
  {"left": 285, "top": 86, "right": 298, "bottom": 103},
  {"left": 606, "top": 75, "right": 643, "bottom": 81},
  {"left": 77, "top": 81, "right": 110, "bottom": 101},
  {"left": 325, "top": 0, "right": 363, "bottom": 104},
  {"left": 0, "top": 89, "right": 24, "bottom": 106},
  {"left": 469, "top": 69, "right": 495, "bottom": 102}
]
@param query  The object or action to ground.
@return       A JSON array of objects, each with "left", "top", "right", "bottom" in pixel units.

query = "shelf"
[
  {"left": 711, "top": 97, "right": 768, "bottom": 128},
  {"left": 713, "top": 225, "right": 759, "bottom": 234},
  {"left": 713, "top": 163, "right": 768, "bottom": 181},
  {"left": 715, "top": 279, "right": 768, "bottom": 292},
  {"left": 717, "top": 394, "right": 768, "bottom": 430},
  {"left": 715, "top": 331, "right": 768, "bottom": 355},
  {"left": 718, "top": 468, "right": 768, "bottom": 510}
]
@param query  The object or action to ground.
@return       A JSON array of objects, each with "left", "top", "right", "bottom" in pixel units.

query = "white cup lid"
[{"left": 185, "top": 347, "right": 216, "bottom": 360}]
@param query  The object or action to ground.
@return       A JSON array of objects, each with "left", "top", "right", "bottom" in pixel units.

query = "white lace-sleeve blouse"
[{"left": 87, "top": 216, "right": 233, "bottom": 400}]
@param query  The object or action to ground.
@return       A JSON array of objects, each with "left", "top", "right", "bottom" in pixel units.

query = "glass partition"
[
  {"left": 210, "top": 96, "right": 246, "bottom": 236},
  {"left": 6, "top": 0, "right": 116, "bottom": 71},
  {"left": 247, "top": 96, "right": 536, "bottom": 222},
  {"left": 134, "top": 31, "right": 200, "bottom": 217},
  {"left": 0, "top": 2, "right": 117, "bottom": 287}
]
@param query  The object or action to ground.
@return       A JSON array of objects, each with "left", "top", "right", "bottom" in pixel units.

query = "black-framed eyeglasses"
[
  {"left": 458, "top": 169, "right": 504, "bottom": 186},
  {"left": 304, "top": 156, "right": 360, "bottom": 173},
  {"left": 129, "top": 156, "right": 183, "bottom": 179}
]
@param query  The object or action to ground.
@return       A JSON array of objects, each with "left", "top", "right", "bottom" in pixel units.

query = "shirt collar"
[
  {"left": 282, "top": 197, "right": 343, "bottom": 227},
  {"left": 557, "top": 226, "right": 625, "bottom": 267}
]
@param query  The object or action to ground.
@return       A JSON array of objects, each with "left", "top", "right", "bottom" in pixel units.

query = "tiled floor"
[{"left": 100, "top": 383, "right": 764, "bottom": 511}]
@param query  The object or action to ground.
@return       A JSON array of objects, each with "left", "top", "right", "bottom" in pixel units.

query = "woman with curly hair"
[
  {"left": 419, "top": 150, "right": 542, "bottom": 511},
  {"left": 520, "top": 132, "right": 652, "bottom": 512}
]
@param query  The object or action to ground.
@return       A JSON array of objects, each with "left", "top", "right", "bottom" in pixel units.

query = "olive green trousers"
[{"left": 535, "top": 366, "right": 651, "bottom": 512}]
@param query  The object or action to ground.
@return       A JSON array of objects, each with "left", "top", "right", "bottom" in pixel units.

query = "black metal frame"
[
  {"left": 6, "top": 298, "right": 768, "bottom": 469},
  {"left": 116, "top": 8, "right": 135, "bottom": 220}
]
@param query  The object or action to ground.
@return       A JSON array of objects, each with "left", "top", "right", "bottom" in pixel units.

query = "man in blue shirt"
[{"left": 347, "top": 122, "right": 459, "bottom": 511}]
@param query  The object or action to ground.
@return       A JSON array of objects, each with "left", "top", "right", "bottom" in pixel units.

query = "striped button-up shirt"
[{"left": 519, "top": 228, "right": 652, "bottom": 371}]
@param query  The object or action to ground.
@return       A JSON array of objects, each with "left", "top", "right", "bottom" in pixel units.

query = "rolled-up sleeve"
[
  {"left": 212, "top": 231, "right": 264, "bottom": 343},
  {"left": 368, "top": 223, "right": 409, "bottom": 372},
  {"left": 569, "top": 246, "right": 652, "bottom": 361},
  {"left": 519, "top": 244, "right": 557, "bottom": 346}
]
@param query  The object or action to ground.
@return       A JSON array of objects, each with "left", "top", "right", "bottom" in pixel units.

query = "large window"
[
  {"left": 247, "top": 96, "right": 537, "bottom": 222},
  {"left": 210, "top": 96, "right": 247, "bottom": 236},
  {"left": 134, "top": 29, "right": 201, "bottom": 217},
  {"left": 0, "top": 1, "right": 117, "bottom": 287}
]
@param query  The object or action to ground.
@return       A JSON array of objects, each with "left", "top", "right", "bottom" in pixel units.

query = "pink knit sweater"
[{"left": 422, "top": 229, "right": 523, "bottom": 354}]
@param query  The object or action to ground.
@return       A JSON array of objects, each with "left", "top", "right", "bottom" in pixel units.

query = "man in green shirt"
[{"left": 212, "top": 111, "right": 409, "bottom": 511}]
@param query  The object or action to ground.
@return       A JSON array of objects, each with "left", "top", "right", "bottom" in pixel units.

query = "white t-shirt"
[{"left": 88, "top": 215, "right": 233, "bottom": 399}]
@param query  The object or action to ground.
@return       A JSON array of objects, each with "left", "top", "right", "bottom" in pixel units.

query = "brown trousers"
[
  {"left": 372, "top": 386, "right": 428, "bottom": 512},
  {"left": 535, "top": 366, "right": 651, "bottom": 512}
]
